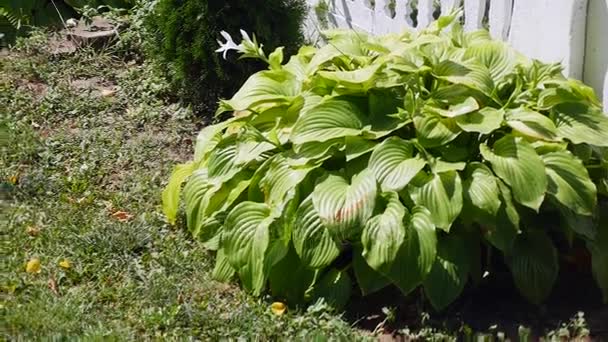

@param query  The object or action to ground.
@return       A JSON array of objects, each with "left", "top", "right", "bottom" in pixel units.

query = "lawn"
[
  {"left": 0, "top": 32, "right": 365, "bottom": 340},
  {"left": 1, "top": 30, "right": 604, "bottom": 341}
]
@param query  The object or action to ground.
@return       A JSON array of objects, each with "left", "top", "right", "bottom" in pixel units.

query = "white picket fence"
[{"left": 304, "top": 0, "right": 608, "bottom": 107}]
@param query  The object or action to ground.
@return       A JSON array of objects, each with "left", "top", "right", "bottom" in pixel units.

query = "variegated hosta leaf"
[
  {"left": 454, "top": 107, "right": 504, "bottom": 134},
  {"left": 290, "top": 97, "right": 368, "bottom": 145},
  {"left": 552, "top": 103, "right": 608, "bottom": 147},
  {"left": 312, "top": 170, "right": 377, "bottom": 239},
  {"left": 506, "top": 108, "right": 558, "bottom": 141},
  {"left": 369, "top": 137, "right": 426, "bottom": 192},
  {"left": 384, "top": 206, "right": 437, "bottom": 295},
  {"left": 361, "top": 192, "right": 407, "bottom": 270},
  {"left": 541, "top": 151, "right": 597, "bottom": 216},
  {"left": 223, "top": 202, "right": 276, "bottom": 295},
  {"left": 463, "top": 162, "right": 501, "bottom": 218},
  {"left": 292, "top": 197, "right": 341, "bottom": 268},
  {"left": 408, "top": 170, "right": 463, "bottom": 231},
  {"left": 508, "top": 230, "right": 558, "bottom": 304},
  {"left": 423, "top": 234, "right": 471, "bottom": 311},
  {"left": 217, "top": 70, "right": 301, "bottom": 114},
  {"left": 480, "top": 135, "right": 547, "bottom": 211},
  {"left": 162, "top": 162, "right": 195, "bottom": 224},
  {"left": 414, "top": 113, "right": 461, "bottom": 148}
]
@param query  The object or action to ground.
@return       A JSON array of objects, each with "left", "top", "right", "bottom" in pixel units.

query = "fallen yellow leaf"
[
  {"left": 111, "top": 210, "right": 133, "bottom": 222},
  {"left": 59, "top": 259, "right": 71, "bottom": 269},
  {"left": 26, "top": 258, "right": 41, "bottom": 274},
  {"left": 271, "top": 302, "right": 287, "bottom": 316},
  {"left": 26, "top": 225, "right": 40, "bottom": 237},
  {"left": 9, "top": 174, "right": 19, "bottom": 184}
]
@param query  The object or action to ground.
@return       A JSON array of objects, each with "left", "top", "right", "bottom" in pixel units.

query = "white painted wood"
[
  {"left": 303, "top": 0, "right": 608, "bottom": 104},
  {"left": 488, "top": 0, "right": 512, "bottom": 40},
  {"left": 464, "top": 0, "right": 485, "bottom": 32},
  {"left": 440, "top": 0, "right": 462, "bottom": 14},
  {"left": 583, "top": 0, "right": 608, "bottom": 111},
  {"left": 417, "top": 0, "right": 435, "bottom": 29},
  {"left": 508, "top": 0, "right": 588, "bottom": 79}
]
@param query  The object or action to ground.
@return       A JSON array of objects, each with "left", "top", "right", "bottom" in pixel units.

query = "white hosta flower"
[{"left": 215, "top": 31, "right": 240, "bottom": 59}]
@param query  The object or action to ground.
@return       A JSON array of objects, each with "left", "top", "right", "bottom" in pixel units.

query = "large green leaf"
[
  {"left": 426, "top": 97, "right": 479, "bottom": 118},
  {"left": 312, "top": 269, "right": 352, "bottom": 310},
  {"left": 292, "top": 197, "right": 341, "bottom": 269},
  {"left": 480, "top": 135, "right": 547, "bottom": 211},
  {"left": 541, "top": 151, "right": 597, "bottom": 216},
  {"left": 432, "top": 60, "right": 494, "bottom": 96},
  {"left": 423, "top": 234, "right": 471, "bottom": 311},
  {"left": 352, "top": 250, "right": 391, "bottom": 296},
  {"left": 361, "top": 192, "right": 407, "bottom": 270},
  {"left": 464, "top": 41, "right": 516, "bottom": 82},
  {"left": 369, "top": 137, "right": 426, "bottom": 192},
  {"left": 312, "top": 170, "right": 377, "bottom": 239},
  {"left": 384, "top": 206, "right": 437, "bottom": 295},
  {"left": 551, "top": 103, "right": 608, "bottom": 147},
  {"left": 587, "top": 207, "right": 608, "bottom": 302},
  {"left": 269, "top": 246, "right": 315, "bottom": 304},
  {"left": 223, "top": 202, "right": 276, "bottom": 295},
  {"left": 463, "top": 162, "right": 501, "bottom": 218},
  {"left": 414, "top": 113, "right": 462, "bottom": 147},
  {"left": 162, "top": 162, "right": 195, "bottom": 224},
  {"left": 290, "top": 97, "right": 367, "bottom": 144},
  {"left": 484, "top": 181, "right": 520, "bottom": 251},
  {"left": 408, "top": 170, "right": 463, "bottom": 231},
  {"left": 506, "top": 108, "right": 558, "bottom": 141},
  {"left": 454, "top": 107, "right": 504, "bottom": 134},
  {"left": 218, "top": 70, "right": 301, "bottom": 113},
  {"left": 507, "top": 230, "right": 558, "bottom": 304},
  {"left": 259, "top": 155, "right": 317, "bottom": 209},
  {"left": 212, "top": 248, "right": 235, "bottom": 282}
]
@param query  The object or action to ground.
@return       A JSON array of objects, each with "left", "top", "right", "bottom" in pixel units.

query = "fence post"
[{"left": 583, "top": 0, "right": 608, "bottom": 109}]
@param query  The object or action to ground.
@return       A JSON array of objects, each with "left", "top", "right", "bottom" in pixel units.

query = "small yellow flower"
[
  {"left": 26, "top": 258, "right": 41, "bottom": 274},
  {"left": 59, "top": 259, "right": 71, "bottom": 269},
  {"left": 270, "top": 302, "right": 287, "bottom": 316}
]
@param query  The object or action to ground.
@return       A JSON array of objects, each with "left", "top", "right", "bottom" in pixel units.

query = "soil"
[{"left": 345, "top": 266, "right": 607, "bottom": 340}]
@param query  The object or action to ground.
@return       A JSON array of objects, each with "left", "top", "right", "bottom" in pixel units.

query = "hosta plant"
[{"left": 163, "top": 13, "right": 608, "bottom": 310}]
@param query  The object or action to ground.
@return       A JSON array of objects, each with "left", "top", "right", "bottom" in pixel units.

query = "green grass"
[{"left": 0, "top": 31, "right": 366, "bottom": 340}]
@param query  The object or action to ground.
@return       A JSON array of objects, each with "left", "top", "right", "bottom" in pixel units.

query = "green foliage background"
[{"left": 144, "top": 0, "right": 308, "bottom": 116}]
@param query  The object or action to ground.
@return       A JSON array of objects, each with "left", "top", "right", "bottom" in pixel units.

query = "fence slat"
[
  {"left": 440, "top": 0, "right": 462, "bottom": 14},
  {"left": 488, "top": 0, "right": 512, "bottom": 40},
  {"left": 464, "top": 0, "right": 485, "bottom": 32},
  {"left": 509, "top": 0, "right": 588, "bottom": 79},
  {"left": 417, "top": 0, "right": 434, "bottom": 28}
]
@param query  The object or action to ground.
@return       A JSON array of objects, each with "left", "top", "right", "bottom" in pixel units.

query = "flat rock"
[{"left": 65, "top": 16, "right": 118, "bottom": 48}]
